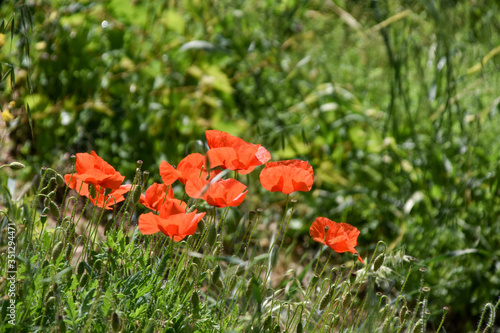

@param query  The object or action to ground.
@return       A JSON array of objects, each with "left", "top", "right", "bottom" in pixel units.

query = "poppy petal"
[
  {"left": 74, "top": 151, "right": 125, "bottom": 190},
  {"left": 310, "top": 217, "right": 363, "bottom": 263},
  {"left": 159, "top": 161, "right": 181, "bottom": 186},
  {"left": 260, "top": 160, "right": 314, "bottom": 194},
  {"left": 177, "top": 153, "right": 209, "bottom": 184},
  {"left": 138, "top": 213, "right": 161, "bottom": 234}
]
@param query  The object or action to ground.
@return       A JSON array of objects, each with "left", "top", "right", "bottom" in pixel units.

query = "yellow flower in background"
[
  {"left": 0, "top": 33, "right": 6, "bottom": 48},
  {"left": 1, "top": 110, "right": 14, "bottom": 122}
]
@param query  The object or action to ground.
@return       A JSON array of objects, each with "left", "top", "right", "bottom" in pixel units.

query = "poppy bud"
[
  {"left": 57, "top": 315, "right": 66, "bottom": 333},
  {"left": 104, "top": 188, "right": 112, "bottom": 197},
  {"left": 319, "top": 292, "right": 332, "bottom": 311},
  {"left": 399, "top": 305, "right": 408, "bottom": 319},
  {"left": 191, "top": 291, "right": 200, "bottom": 309},
  {"left": 215, "top": 277, "right": 223, "bottom": 289},
  {"left": 248, "top": 211, "right": 256, "bottom": 223},
  {"left": 66, "top": 221, "right": 75, "bottom": 240},
  {"left": 212, "top": 265, "right": 221, "bottom": 283},
  {"left": 296, "top": 322, "right": 303, "bottom": 333},
  {"left": 206, "top": 223, "right": 217, "bottom": 246},
  {"left": 51, "top": 241, "right": 64, "bottom": 262},
  {"left": 263, "top": 316, "right": 273, "bottom": 330},
  {"left": 65, "top": 243, "right": 73, "bottom": 261},
  {"left": 111, "top": 312, "right": 121, "bottom": 332},
  {"left": 56, "top": 173, "right": 65, "bottom": 187},
  {"left": 8, "top": 161, "right": 25, "bottom": 170},
  {"left": 79, "top": 273, "right": 89, "bottom": 287},
  {"left": 40, "top": 215, "right": 48, "bottom": 225},
  {"left": 144, "top": 319, "right": 155, "bottom": 333},
  {"left": 77, "top": 261, "right": 86, "bottom": 278},
  {"left": 46, "top": 296, "right": 56, "bottom": 308},
  {"left": 132, "top": 185, "right": 142, "bottom": 205},
  {"left": 50, "top": 201, "right": 60, "bottom": 218},
  {"left": 155, "top": 253, "right": 169, "bottom": 277},
  {"left": 48, "top": 190, "right": 56, "bottom": 200},
  {"left": 373, "top": 254, "right": 385, "bottom": 272}
]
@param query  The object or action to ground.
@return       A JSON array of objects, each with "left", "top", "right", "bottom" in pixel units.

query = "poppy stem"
[
  {"left": 264, "top": 194, "right": 291, "bottom": 285},
  {"left": 161, "top": 185, "right": 171, "bottom": 206}
]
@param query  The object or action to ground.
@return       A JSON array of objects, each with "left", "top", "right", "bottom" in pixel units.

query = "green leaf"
[{"left": 79, "top": 287, "right": 96, "bottom": 316}]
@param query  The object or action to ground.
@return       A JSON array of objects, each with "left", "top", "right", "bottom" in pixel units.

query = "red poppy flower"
[
  {"left": 159, "top": 161, "right": 181, "bottom": 186},
  {"left": 205, "top": 130, "right": 271, "bottom": 174},
  {"left": 138, "top": 200, "right": 205, "bottom": 241},
  {"left": 185, "top": 178, "right": 247, "bottom": 208},
  {"left": 309, "top": 217, "right": 363, "bottom": 263},
  {"left": 175, "top": 153, "right": 221, "bottom": 184},
  {"left": 74, "top": 151, "right": 125, "bottom": 190},
  {"left": 259, "top": 160, "right": 314, "bottom": 194},
  {"left": 139, "top": 182, "right": 175, "bottom": 211},
  {"left": 64, "top": 174, "right": 130, "bottom": 210}
]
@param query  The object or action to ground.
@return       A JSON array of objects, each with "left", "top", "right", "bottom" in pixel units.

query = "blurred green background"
[{"left": 2, "top": 0, "right": 500, "bottom": 329}]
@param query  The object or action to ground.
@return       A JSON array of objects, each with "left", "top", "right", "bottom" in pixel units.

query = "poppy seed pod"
[{"left": 142, "top": 170, "right": 150, "bottom": 185}]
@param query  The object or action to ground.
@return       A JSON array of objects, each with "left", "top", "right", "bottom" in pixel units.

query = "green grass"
[{"left": 1, "top": 0, "right": 500, "bottom": 330}]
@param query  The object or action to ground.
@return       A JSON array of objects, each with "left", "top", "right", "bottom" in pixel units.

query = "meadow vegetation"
[{"left": 1, "top": 0, "right": 500, "bottom": 331}]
